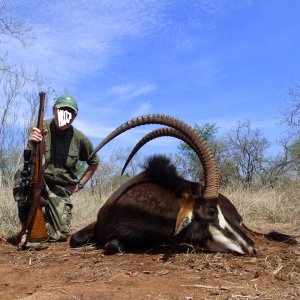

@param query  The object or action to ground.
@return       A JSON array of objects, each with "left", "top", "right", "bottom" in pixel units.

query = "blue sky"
[{"left": 4, "top": 0, "right": 300, "bottom": 157}]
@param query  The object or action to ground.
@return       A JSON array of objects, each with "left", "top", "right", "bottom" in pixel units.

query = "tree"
[
  {"left": 224, "top": 121, "right": 270, "bottom": 189},
  {"left": 0, "top": 1, "right": 44, "bottom": 184},
  {"left": 0, "top": 75, "right": 45, "bottom": 182},
  {"left": 281, "top": 84, "right": 300, "bottom": 131},
  {"left": 90, "top": 148, "right": 143, "bottom": 197},
  {"left": 0, "top": 1, "right": 33, "bottom": 78},
  {"left": 278, "top": 84, "right": 300, "bottom": 180},
  {"left": 175, "top": 123, "right": 230, "bottom": 183},
  {"left": 0, "top": 72, "right": 26, "bottom": 178}
]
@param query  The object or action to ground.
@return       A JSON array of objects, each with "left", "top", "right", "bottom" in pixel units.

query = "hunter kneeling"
[{"left": 13, "top": 94, "right": 99, "bottom": 247}]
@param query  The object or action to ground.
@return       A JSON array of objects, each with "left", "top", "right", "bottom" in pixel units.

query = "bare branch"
[{"left": 0, "top": 1, "right": 33, "bottom": 46}]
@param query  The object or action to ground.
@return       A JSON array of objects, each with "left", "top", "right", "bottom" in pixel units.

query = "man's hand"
[
  {"left": 65, "top": 183, "right": 80, "bottom": 194},
  {"left": 29, "top": 127, "right": 48, "bottom": 148}
]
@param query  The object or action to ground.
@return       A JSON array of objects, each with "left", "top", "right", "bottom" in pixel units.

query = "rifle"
[{"left": 17, "top": 92, "right": 48, "bottom": 248}]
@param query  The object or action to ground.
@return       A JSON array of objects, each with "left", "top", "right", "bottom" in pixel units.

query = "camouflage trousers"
[{"left": 13, "top": 169, "right": 73, "bottom": 242}]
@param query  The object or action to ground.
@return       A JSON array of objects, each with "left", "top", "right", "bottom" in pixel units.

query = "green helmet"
[{"left": 54, "top": 95, "right": 78, "bottom": 113}]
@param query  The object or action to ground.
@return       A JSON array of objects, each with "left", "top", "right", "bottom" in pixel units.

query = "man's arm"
[{"left": 66, "top": 164, "right": 99, "bottom": 193}]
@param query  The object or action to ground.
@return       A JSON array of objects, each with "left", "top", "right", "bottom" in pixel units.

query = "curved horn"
[
  {"left": 89, "top": 114, "right": 219, "bottom": 199},
  {"left": 121, "top": 127, "right": 198, "bottom": 176}
]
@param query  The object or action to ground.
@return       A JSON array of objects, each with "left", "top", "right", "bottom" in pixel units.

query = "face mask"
[{"left": 57, "top": 109, "right": 73, "bottom": 127}]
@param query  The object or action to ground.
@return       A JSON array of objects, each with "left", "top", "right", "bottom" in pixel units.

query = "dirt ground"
[{"left": 0, "top": 224, "right": 299, "bottom": 300}]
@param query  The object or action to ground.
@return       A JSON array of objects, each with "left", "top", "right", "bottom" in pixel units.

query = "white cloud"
[
  {"left": 107, "top": 83, "right": 156, "bottom": 99},
  {"left": 6, "top": 1, "right": 166, "bottom": 90},
  {"left": 74, "top": 119, "right": 114, "bottom": 139},
  {"left": 131, "top": 101, "right": 152, "bottom": 117},
  {"left": 5, "top": 0, "right": 251, "bottom": 91}
]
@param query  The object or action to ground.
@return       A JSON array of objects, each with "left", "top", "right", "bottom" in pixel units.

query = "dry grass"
[
  {"left": 223, "top": 183, "right": 300, "bottom": 227},
  {"left": 71, "top": 189, "right": 107, "bottom": 231},
  {"left": 0, "top": 185, "right": 108, "bottom": 239},
  {"left": 0, "top": 186, "right": 20, "bottom": 238},
  {"left": 0, "top": 182, "right": 299, "bottom": 239}
]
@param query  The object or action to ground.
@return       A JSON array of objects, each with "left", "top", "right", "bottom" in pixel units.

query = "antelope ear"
[
  {"left": 174, "top": 193, "right": 195, "bottom": 235},
  {"left": 175, "top": 217, "right": 192, "bottom": 235}
]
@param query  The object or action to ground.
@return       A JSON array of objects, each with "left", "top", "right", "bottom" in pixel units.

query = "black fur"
[
  {"left": 143, "top": 155, "right": 185, "bottom": 196},
  {"left": 242, "top": 224, "right": 297, "bottom": 244},
  {"left": 264, "top": 231, "right": 297, "bottom": 244}
]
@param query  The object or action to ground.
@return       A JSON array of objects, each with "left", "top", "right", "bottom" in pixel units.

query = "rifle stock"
[{"left": 17, "top": 92, "right": 48, "bottom": 247}]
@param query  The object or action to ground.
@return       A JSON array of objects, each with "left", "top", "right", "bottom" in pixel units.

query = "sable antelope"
[
  {"left": 120, "top": 126, "right": 297, "bottom": 244},
  {"left": 70, "top": 114, "right": 296, "bottom": 254},
  {"left": 120, "top": 126, "right": 244, "bottom": 233}
]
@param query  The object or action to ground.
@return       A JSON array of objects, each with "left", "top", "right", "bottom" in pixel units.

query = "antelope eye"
[{"left": 207, "top": 207, "right": 218, "bottom": 220}]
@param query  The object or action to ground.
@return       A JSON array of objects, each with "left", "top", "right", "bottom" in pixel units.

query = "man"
[{"left": 13, "top": 95, "right": 99, "bottom": 242}]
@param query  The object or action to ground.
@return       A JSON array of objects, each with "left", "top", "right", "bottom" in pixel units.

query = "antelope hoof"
[{"left": 104, "top": 239, "right": 124, "bottom": 255}]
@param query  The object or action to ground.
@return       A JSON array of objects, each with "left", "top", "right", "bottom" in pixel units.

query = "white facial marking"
[
  {"left": 208, "top": 224, "right": 245, "bottom": 254},
  {"left": 216, "top": 205, "right": 227, "bottom": 229},
  {"left": 58, "top": 109, "right": 72, "bottom": 127},
  {"left": 206, "top": 205, "right": 248, "bottom": 254},
  {"left": 216, "top": 206, "right": 250, "bottom": 250}
]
